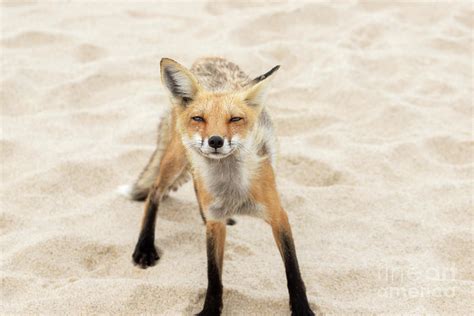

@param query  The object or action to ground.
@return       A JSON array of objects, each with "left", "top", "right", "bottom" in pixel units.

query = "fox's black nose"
[{"left": 208, "top": 136, "right": 224, "bottom": 149}]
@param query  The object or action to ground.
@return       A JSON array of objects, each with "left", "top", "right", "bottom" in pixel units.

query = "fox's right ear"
[{"left": 160, "top": 58, "right": 200, "bottom": 105}]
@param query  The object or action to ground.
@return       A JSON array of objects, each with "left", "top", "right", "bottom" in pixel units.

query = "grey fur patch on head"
[{"left": 191, "top": 57, "right": 251, "bottom": 92}]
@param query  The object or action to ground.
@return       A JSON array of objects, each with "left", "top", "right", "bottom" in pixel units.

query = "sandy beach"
[{"left": 1, "top": 1, "right": 473, "bottom": 314}]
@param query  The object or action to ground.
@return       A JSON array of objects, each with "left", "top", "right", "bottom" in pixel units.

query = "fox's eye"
[
  {"left": 230, "top": 117, "right": 243, "bottom": 122},
  {"left": 192, "top": 116, "right": 205, "bottom": 122}
]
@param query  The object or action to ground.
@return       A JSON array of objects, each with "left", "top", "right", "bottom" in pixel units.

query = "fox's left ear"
[
  {"left": 242, "top": 65, "right": 280, "bottom": 107},
  {"left": 160, "top": 58, "right": 200, "bottom": 105}
]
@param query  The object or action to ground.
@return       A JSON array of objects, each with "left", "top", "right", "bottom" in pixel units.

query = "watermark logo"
[{"left": 377, "top": 265, "right": 457, "bottom": 298}]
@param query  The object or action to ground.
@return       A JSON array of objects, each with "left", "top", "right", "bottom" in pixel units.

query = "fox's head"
[{"left": 160, "top": 58, "right": 279, "bottom": 160}]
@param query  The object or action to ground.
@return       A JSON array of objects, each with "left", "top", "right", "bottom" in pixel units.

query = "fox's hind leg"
[
  {"left": 125, "top": 110, "right": 172, "bottom": 201},
  {"left": 129, "top": 148, "right": 162, "bottom": 201},
  {"left": 132, "top": 138, "right": 188, "bottom": 268}
]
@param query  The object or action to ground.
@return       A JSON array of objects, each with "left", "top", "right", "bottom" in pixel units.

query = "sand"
[{"left": 1, "top": 1, "right": 473, "bottom": 315}]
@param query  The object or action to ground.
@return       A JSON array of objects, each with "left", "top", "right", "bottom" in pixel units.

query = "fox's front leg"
[
  {"left": 197, "top": 220, "right": 226, "bottom": 316},
  {"left": 132, "top": 193, "right": 160, "bottom": 268},
  {"left": 255, "top": 162, "right": 314, "bottom": 316},
  {"left": 132, "top": 140, "right": 187, "bottom": 268},
  {"left": 269, "top": 210, "right": 314, "bottom": 316}
]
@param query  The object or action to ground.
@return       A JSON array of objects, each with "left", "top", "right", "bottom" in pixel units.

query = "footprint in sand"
[
  {"left": 454, "top": 10, "right": 473, "bottom": 30},
  {"left": 0, "top": 79, "right": 39, "bottom": 116},
  {"left": 0, "top": 139, "right": 18, "bottom": 160},
  {"left": 425, "top": 136, "right": 473, "bottom": 165},
  {"left": 224, "top": 241, "right": 254, "bottom": 261},
  {"left": 74, "top": 43, "right": 107, "bottom": 63},
  {"left": 257, "top": 45, "right": 299, "bottom": 72},
  {"left": 1, "top": 31, "right": 68, "bottom": 48},
  {"left": 278, "top": 155, "right": 343, "bottom": 187},
  {"left": 434, "top": 232, "right": 472, "bottom": 280},
  {"left": 7, "top": 236, "right": 121, "bottom": 278},
  {"left": 0, "top": 275, "right": 41, "bottom": 303},
  {"left": 346, "top": 22, "right": 387, "bottom": 49},
  {"left": 0, "top": 213, "right": 22, "bottom": 236},
  {"left": 430, "top": 37, "right": 470, "bottom": 56}
]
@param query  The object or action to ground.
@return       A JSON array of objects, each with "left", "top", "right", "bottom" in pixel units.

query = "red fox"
[{"left": 124, "top": 57, "right": 314, "bottom": 315}]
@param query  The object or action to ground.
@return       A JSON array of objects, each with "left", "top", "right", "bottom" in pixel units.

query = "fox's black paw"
[
  {"left": 196, "top": 306, "right": 221, "bottom": 316},
  {"left": 291, "top": 306, "right": 315, "bottom": 316},
  {"left": 132, "top": 239, "right": 159, "bottom": 269},
  {"left": 196, "top": 295, "right": 222, "bottom": 316}
]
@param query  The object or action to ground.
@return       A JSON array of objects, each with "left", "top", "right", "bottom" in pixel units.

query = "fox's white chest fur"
[{"left": 192, "top": 152, "right": 261, "bottom": 220}]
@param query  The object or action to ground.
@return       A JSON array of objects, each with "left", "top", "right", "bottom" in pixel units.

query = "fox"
[{"left": 125, "top": 57, "right": 315, "bottom": 315}]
